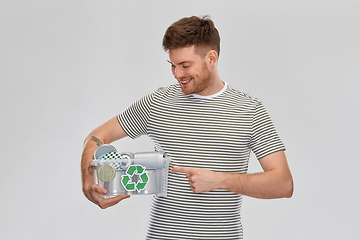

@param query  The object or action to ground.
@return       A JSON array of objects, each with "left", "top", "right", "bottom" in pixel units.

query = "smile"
[{"left": 179, "top": 78, "right": 192, "bottom": 85}]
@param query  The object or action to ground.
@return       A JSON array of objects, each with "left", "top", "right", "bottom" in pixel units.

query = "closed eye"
[{"left": 167, "top": 60, "right": 175, "bottom": 68}]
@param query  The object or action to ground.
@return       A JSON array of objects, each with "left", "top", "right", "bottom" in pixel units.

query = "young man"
[{"left": 81, "top": 16, "right": 293, "bottom": 239}]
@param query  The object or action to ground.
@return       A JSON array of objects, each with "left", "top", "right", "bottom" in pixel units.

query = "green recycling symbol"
[{"left": 121, "top": 165, "right": 149, "bottom": 192}]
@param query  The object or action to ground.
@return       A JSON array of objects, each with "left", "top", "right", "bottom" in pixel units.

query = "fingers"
[
  {"left": 172, "top": 167, "right": 199, "bottom": 192},
  {"left": 172, "top": 167, "right": 200, "bottom": 181},
  {"left": 172, "top": 167, "right": 199, "bottom": 181},
  {"left": 93, "top": 184, "right": 107, "bottom": 195},
  {"left": 171, "top": 167, "right": 215, "bottom": 193},
  {"left": 171, "top": 167, "right": 194, "bottom": 174},
  {"left": 98, "top": 195, "right": 130, "bottom": 209},
  {"left": 90, "top": 184, "right": 130, "bottom": 209}
]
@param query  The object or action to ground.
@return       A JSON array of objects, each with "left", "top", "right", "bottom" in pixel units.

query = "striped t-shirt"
[{"left": 118, "top": 83, "right": 285, "bottom": 239}]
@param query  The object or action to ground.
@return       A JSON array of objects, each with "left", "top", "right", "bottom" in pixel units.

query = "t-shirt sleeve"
[
  {"left": 117, "top": 93, "right": 153, "bottom": 139},
  {"left": 250, "top": 102, "right": 285, "bottom": 159}
]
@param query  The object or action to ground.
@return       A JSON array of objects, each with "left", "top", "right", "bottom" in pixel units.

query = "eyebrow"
[{"left": 167, "top": 60, "right": 192, "bottom": 66}]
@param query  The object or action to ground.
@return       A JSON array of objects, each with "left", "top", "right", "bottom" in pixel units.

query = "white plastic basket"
[{"left": 91, "top": 146, "right": 171, "bottom": 198}]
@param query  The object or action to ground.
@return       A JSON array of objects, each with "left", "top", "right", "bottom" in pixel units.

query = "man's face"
[{"left": 168, "top": 45, "right": 212, "bottom": 95}]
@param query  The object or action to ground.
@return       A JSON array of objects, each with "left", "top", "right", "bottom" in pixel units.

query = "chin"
[{"left": 181, "top": 88, "right": 193, "bottom": 95}]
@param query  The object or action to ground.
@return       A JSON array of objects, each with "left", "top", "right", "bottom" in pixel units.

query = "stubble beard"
[{"left": 181, "top": 63, "right": 212, "bottom": 95}]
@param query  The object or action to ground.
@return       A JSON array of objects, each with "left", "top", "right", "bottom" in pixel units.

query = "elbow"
[
  {"left": 284, "top": 176, "right": 294, "bottom": 198},
  {"left": 275, "top": 172, "right": 293, "bottom": 199}
]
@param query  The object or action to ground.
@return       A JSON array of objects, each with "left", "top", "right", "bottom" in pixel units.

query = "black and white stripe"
[{"left": 118, "top": 83, "right": 285, "bottom": 239}]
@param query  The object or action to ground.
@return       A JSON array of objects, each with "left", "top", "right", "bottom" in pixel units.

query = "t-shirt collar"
[{"left": 189, "top": 81, "right": 227, "bottom": 99}]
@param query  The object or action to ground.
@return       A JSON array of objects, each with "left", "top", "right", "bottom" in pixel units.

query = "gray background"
[{"left": 1, "top": 0, "right": 359, "bottom": 239}]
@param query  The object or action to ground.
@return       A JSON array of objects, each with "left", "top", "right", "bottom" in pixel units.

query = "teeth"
[{"left": 179, "top": 78, "right": 192, "bottom": 84}]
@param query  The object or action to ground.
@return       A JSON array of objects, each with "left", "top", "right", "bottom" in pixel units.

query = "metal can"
[{"left": 94, "top": 144, "right": 117, "bottom": 159}]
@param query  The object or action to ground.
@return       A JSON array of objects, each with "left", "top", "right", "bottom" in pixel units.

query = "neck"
[{"left": 205, "top": 67, "right": 224, "bottom": 95}]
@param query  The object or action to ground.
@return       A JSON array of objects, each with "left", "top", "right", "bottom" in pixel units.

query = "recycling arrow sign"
[{"left": 121, "top": 165, "right": 149, "bottom": 192}]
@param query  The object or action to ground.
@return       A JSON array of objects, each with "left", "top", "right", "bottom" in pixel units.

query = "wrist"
[
  {"left": 217, "top": 172, "right": 244, "bottom": 193},
  {"left": 216, "top": 172, "right": 231, "bottom": 190},
  {"left": 82, "top": 168, "right": 95, "bottom": 187}
]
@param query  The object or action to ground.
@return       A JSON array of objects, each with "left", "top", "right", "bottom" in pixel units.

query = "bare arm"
[
  {"left": 81, "top": 116, "right": 130, "bottom": 209},
  {"left": 172, "top": 150, "right": 293, "bottom": 199}
]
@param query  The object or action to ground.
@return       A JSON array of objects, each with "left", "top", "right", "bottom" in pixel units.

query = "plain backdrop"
[{"left": 1, "top": 0, "right": 359, "bottom": 239}]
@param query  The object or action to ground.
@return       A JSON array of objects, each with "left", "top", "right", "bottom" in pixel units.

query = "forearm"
[
  {"left": 81, "top": 116, "right": 128, "bottom": 188},
  {"left": 80, "top": 117, "right": 131, "bottom": 208},
  {"left": 218, "top": 170, "right": 293, "bottom": 199},
  {"left": 223, "top": 150, "right": 294, "bottom": 199},
  {"left": 174, "top": 151, "right": 293, "bottom": 199},
  {"left": 81, "top": 135, "right": 103, "bottom": 187}
]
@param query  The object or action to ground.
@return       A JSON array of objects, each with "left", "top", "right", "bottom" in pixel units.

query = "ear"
[{"left": 207, "top": 50, "right": 218, "bottom": 67}]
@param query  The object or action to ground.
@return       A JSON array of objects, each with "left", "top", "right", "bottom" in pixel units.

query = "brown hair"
[{"left": 162, "top": 15, "right": 220, "bottom": 58}]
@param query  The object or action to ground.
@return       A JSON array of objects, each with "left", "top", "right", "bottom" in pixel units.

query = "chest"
[{"left": 147, "top": 99, "right": 254, "bottom": 146}]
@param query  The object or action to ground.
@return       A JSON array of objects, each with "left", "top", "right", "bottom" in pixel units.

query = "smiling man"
[
  {"left": 167, "top": 45, "right": 223, "bottom": 96},
  {"left": 81, "top": 16, "right": 293, "bottom": 240}
]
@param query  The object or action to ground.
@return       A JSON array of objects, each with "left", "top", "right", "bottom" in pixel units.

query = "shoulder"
[
  {"left": 151, "top": 84, "right": 182, "bottom": 100},
  {"left": 221, "top": 85, "right": 262, "bottom": 107},
  {"left": 153, "top": 84, "right": 180, "bottom": 94}
]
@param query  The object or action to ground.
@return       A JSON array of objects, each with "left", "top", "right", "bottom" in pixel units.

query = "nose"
[{"left": 173, "top": 67, "right": 184, "bottom": 80}]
